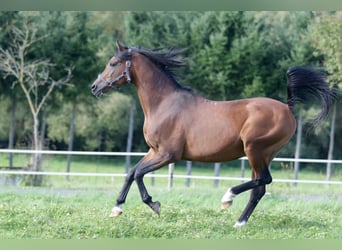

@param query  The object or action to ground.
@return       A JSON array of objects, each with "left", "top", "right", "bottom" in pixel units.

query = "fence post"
[
  {"left": 326, "top": 103, "right": 336, "bottom": 184},
  {"left": 125, "top": 101, "right": 135, "bottom": 173},
  {"left": 293, "top": 111, "right": 303, "bottom": 187},
  {"left": 168, "top": 163, "right": 174, "bottom": 190},
  {"left": 150, "top": 171, "right": 155, "bottom": 186},
  {"left": 185, "top": 161, "right": 192, "bottom": 187},
  {"left": 240, "top": 158, "right": 245, "bottom": 182},
  {"left": 214, "top": 163, "right": 220, "bottom": 188}
]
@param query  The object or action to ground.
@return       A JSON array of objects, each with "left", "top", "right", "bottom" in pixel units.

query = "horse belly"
[{"left": 182, "top": 125, "right": 244, "bottom": 162}]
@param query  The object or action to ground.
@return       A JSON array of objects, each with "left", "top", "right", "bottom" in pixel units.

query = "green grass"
[
  {"left": 0, "top": 153, "right": 342, "bottom": 239},
  {"left": 0, "top": 185, "right": 341, "bottom": 239}
]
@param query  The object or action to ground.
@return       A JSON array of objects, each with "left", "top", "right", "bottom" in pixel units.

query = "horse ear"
[{"left": 116, "top": 40, "right": 125, "bottom": 52}]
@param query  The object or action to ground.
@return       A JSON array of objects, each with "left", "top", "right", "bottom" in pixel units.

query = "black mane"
[{"left": 116, "top": 46, "right": 188, "bottom": 88}]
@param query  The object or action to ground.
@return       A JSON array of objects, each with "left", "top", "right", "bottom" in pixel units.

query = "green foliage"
[
  {"left": 123, "top": 12, "right": 318, "bottom": 101},
  {"left": 124, "top": 11, "right": 195, "bottom": 48},
  {"left": 310, "top": 12, "right": 342, "bottom": 159},
  {"left": 77, "top": 93, "right": 132, "bottom": 151},
  {"left": 0, "top": 11, "right": 341, "bottom": 161},
  {"left": 0, "top": 95, "right": 33, "bottom": 145},
  {"left": 311, "top": 13, "right": 342, "bottom": 88},
  {"left": 47, "top": 93, "right": 132, "bottom": 151}
]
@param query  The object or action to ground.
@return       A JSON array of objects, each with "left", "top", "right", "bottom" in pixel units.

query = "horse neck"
[{"left": 132, "top": 56, "right": 179, "bottom": 117}]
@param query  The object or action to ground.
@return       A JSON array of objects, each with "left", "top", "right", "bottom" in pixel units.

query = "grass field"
[
  {"left": 0, "top": 153, "right": 342, "bottom": 239},
  {"left": 0, "top": 185, "right": 341, "bottom": 239}
]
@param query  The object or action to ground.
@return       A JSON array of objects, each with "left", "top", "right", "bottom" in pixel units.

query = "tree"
[
  {"left": 0, "top": 11, "right": 20, "bottom": 169},
  {"left": 82, "top": 93, "right": 132, "bottom": 151},
  {"left": 188, "top": 12, "right": 246, "bottom": 100},
  {"left": 55, "top": 12, "right": 100, "bottom": 177},
  {"left": 121, "top": 11, "right": 327, "bottom": 159},
  {"left": 266, "top": 12, "right": 320, "bottom": 181},
  {"left": 0, "top": 17, "right": 71, "bottom": 185},
  {"left": 311, "top": 12, "right": 342, "bottom": 181}
]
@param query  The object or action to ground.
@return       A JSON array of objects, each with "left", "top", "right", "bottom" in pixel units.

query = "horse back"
[{"left": 181, "top": 96, "right": 296, "bottom": 162}]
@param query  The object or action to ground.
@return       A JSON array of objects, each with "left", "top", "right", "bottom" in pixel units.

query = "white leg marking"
[
  {"left": 221, "top": 188, "right": 236, "bottom": 203},
  {"left": 110, "top": 206, "right": 123, "bottom": 217},
  {"left": 234, "top": 221, "right": 246, "bottom": 228},
  {"left": 221, "top": 188, "right": 236, "bottom": 209}
]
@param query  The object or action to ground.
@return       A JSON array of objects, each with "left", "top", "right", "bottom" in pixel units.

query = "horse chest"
[
  {"left": 142, "top": 114, "right": 180, "bottom": 150},
  {"left": 142, "top": 119, "right": 161, "bottom": 149}
]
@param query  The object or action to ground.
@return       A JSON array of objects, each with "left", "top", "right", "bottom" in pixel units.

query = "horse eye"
[{"left": 110, "top": 61, "right": 121, "bottom": 67}]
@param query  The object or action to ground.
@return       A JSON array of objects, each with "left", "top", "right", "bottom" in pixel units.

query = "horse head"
[{"left": 91, "top": 41, "right": 132, "bottom": 97}]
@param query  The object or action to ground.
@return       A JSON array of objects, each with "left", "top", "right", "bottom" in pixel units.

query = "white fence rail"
[{"left": 0, "top": 149, "right": 341, "bottom": 186}]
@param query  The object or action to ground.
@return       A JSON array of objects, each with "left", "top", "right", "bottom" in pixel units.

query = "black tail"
[{"left": 286, "top": 66, "right": 335, "bottom": 126}]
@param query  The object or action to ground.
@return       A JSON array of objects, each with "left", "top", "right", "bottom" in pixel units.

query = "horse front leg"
[
  {"left": 110, "top": 157, "right": 145, "bottom": 217},
  {"left": 134, "top": 152, "right": 174, "bottom": 215},
  {"left": 111, "top": 150, "right": 173, "bottom": 217}
]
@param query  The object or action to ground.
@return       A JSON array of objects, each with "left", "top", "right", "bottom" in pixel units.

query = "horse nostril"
[{"left": 91, "top": 83, "right": 97, "bottom": 92}]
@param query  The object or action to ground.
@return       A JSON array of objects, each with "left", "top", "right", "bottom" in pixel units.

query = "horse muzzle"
[
  {"left": 91, "top": 75, "right": 112, "bottom": 97},
  {"left": 91, "top": 81, "right": 102, "bottom": 97}
]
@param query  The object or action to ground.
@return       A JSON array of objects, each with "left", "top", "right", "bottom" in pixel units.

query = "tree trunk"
[
  {"left": 36, "top": 108, "right": 47, "bottom": 176},
  {"left": 8, "top": 92, "right": 16, "bottom": 170},
  {"left": 39, "top": 109, "right": 47, "bottom": 150},
  {"left": 26, "top": 109, "right": 48, "bottom": 186},
  {"left": 26, "top": 112, "right": 43, "bottom": 186},
  {"left": 32, "top": 113, "right": 40, "bottom": 168},
  {"left": 125, "top": 101, "right": 135, "bottom": 173},
  {"left": 66, "top": 102, "right": 77, "bottom": 181},
  {"left": 293, "top": 110, "right": 303, "bottom": 187},
  {"left": 326, "top": 103, "right": 336, "bottom": 183}
]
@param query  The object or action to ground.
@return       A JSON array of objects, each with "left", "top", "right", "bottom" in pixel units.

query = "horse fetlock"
[
  {"left": 221, "top": 188, "right": 236, "bottom": 209},
  {"left": 233, "top": 220, "right": 247, "bottom": 228},
  {"left": 109, "top": 206, "right": 123, "bottom": 217}
]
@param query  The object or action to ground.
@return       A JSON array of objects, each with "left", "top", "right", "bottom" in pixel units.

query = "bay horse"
[{"left": 91, "top": 41, "right": 335, "bottom": 227}]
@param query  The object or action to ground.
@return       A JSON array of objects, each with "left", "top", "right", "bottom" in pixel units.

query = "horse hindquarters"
[{"left": 221, "top": 102, "right": 296, "bottom": 227}]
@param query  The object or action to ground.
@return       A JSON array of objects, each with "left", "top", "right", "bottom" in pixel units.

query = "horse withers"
[{"left": 91, "top": 41, "right": 335, "bottom": 227}]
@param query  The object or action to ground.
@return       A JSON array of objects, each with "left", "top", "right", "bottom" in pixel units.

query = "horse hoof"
[
  {"left": 109, "top": 206, "right": 123, "bottom": 217},
  {"left": 151, "top": 201, "right": 161, "bottom": 216},
  {"left": 233, "top": 221, "right": 246, "bottom": 228},
  {"left": 221, "top": 200, "right": 233, "bottom": 209},
  {"left": 221, "top": 188, "right": 235, "bottom": 209}
]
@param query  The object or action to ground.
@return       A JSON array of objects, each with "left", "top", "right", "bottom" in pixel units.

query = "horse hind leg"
[
  {"left": 234, "top": 182, "right": 268, "bottom": 227},
  {"left": 221, "top": 188, "right": 236, "bottom": 209},
  {"left": 221, "top": 168, "right": 271, "bottom": 203},
  {"left": 221, "top": 155, "right": 272, "bottom": 227}
]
